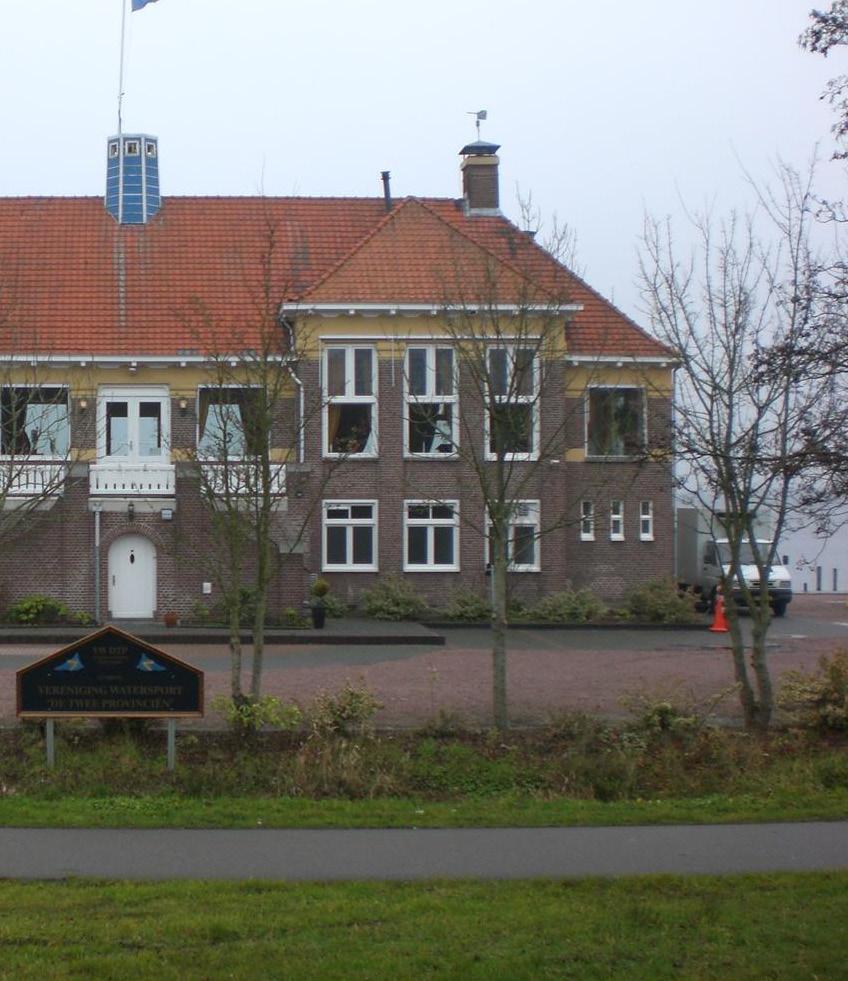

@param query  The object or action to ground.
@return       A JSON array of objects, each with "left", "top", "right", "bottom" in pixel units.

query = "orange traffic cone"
[{"left": 709, "top": 590, "right": 729, "bottom": 633}]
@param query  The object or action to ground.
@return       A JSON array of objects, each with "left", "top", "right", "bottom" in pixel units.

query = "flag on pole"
[{"left": 131, "top": 0, "right": 160, "bottom": 11}]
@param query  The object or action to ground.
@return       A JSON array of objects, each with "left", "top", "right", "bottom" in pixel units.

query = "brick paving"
[{"left": 2, "top": 594, "right": 846, "bottom": 728}]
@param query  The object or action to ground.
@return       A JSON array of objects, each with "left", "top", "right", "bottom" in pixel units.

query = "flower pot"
[
  {"left": 163, "top": 612, "right": 178, "bottom": 628},
  {"left": 311, "top": 605, "right": 326, "bottom": 629}
]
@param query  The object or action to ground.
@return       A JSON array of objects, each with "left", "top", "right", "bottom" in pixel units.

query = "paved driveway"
[{"left": 2, "top": 595, "right": 847, "bottom": 727}]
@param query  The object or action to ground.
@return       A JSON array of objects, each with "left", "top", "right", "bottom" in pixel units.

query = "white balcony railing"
[
  {"left": 199, "top": 461, "right": 286, "bottom": 498},
  {"left": 89, "top": 462, "right": 176, "bottom": 496},
  {"left": 1, "top": 461, "right": 68, "bottom": 497}
]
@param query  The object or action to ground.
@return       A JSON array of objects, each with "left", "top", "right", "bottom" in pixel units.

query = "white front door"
[{"left": 108, "top": 535, "right": 157, "bottom": 618}]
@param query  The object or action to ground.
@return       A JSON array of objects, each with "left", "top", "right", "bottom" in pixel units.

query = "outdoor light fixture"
[
  {"left": 127, "top": 502, "right": 135, "bottom": 521},
  {"left": 178, "top": 397, "right": 188, "bottom": 413},
  {"left": 78, "top": 398, "right": 88, "bottom": 412}
]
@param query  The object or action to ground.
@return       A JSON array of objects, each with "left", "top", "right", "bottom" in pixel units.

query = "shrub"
[
  {"left": 311, "top": 577, "right": 330, "bottom": 599},
  {"left": 5, "top": 595, "right": 71, "bottom": 625},
  {"left": 308, "top": 682, "right": 382, "bottom": 738},
  {"left": 360, "top": 575, "right": 429, "bottom": 621},
  {"left": 281, "top": 607, "right": 308, "bottom": 628},
  {"left": 440, "top": 587, "right": 491, "bottom": 622},
  {"left": 531, "top": 589, "right": 606, "bottom": 623},
  {"left": 778, "top": 650, "right": 848, "bottom": 731},
  {"left": 321, "top": 593, "right": 350, "bottom": 618},
  {"left": 211, "top": 694, "right": 302, "bottom": 734},
  {"left": 623, "top": 578, "right": 698, "bottom": 624}
]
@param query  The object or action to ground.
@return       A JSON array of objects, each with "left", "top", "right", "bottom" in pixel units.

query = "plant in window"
[{"left": 324, "top": 347, "right": 377, "bottom": 455}]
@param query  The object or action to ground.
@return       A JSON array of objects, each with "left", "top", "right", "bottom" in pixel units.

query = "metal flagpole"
[
  {"left": 117, "top": 0, "right": 127, "bottom": 222},
  {"left": 117, "top": 0, "right": 127, "bottom": 138}
]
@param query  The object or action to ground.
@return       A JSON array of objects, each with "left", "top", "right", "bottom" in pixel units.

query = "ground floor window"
[
  {"left": 640, "top": 500, "right": 654, "bottom": 541},
  {"left": 403, "top": 501, "right": 459, "bottom": 571},
  {"left": 486, "top": 500, "right": 541, "bottom": 572},
  {"left": 610, "top": 500, "right": 624, "bottom": 541},
  {"left": 322, "top": 501, "right": 378, "bottom": 571},
  {"left": 580, "top": 500, "right": 595, "bottom": 541}
]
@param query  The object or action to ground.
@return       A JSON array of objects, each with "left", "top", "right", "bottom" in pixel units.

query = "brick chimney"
[{"left": 459, "top": 140, "right": 501, "bottom": 214}]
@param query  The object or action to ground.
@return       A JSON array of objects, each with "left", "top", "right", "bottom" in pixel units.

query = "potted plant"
[
  {"left": 310, "top": 578, "right": 330, "bottom": 629},
  {"left": 162, "top": 611, "right": 179, "bottom": 628}
]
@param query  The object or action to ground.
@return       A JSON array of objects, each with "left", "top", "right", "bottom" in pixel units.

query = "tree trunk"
[
  {"left": 491, "top": 528, "right": 509, "bottom": 731},
  {"left": 748, "top": 592, "right": 774, "bottom": 730},
  {"left": 725, "top": 598, "right": 758, "bottom": 728},
  {"left": 228, "top": 609, "right": 243, "bottom": 701}
]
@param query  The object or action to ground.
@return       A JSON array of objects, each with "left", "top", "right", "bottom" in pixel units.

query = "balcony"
[
  {"left": 198, "top": 461, "right": 287, "bottom": 499},
  {"left": 89, "top": 462, "right": 176, "bottom": 496},
  {"left": 1, "top": 461, "right": 68, "bottom": 502}
]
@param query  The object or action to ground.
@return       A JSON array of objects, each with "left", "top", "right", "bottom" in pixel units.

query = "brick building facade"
[{"left": 0, "top": 135, "right": 675, "bottom": 621}]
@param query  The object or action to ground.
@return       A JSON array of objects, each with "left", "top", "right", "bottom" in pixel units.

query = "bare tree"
[
  {"left": 401, "top": 223, "right": 644, "bottom": 730},
  {"left": 640, "top": 165, "right": 828, "bottom": 729}
]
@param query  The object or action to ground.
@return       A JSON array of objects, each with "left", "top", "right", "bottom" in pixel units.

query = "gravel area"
[{"left": 2, "top": 594, "right": 847, "bottom": 728}]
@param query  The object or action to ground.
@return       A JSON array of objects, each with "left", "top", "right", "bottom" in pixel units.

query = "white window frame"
[
  {"left": 322, "top": 500, "right": 378, "bottom": 572},
  {"left": 322, "top": 345, "right": 378, "bottom": 458},
  {"left": 610, "top": 500, "right": 624, "bottom": 541},
  {"left": 486, "top": 500, "right": 541, "bottom": 572},
  {"left": 640, "top": 500, "right": 654, "bottom": 541},
  {"left": 96, "top": 385, "right": 170, "bottom": 464},
  {"left": 403, "top": 500, "right": 460, "bottom": 571},
  {"left": 403, "top": 346, "right": 458, "bottom": 458},
  {"left": 585, "top": 385, "right": 647, "bottom": 459},
  {"left": 484, "top": 345, "right": 540, "bottom": 462},
  {"left": 0, "top": 385, "right": 70, "bottom": 460},
  {"left": 580, "top": 500, "right": 595, "bottom": 541}
]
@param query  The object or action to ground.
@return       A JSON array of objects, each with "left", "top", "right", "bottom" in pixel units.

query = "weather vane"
[{"left": 467, "top": 109, "right": 487, "bottom": 141}]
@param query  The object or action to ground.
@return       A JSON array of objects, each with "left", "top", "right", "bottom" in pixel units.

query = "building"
[{"left": 0, "top": 135, "right": 675, "bottom": 621}]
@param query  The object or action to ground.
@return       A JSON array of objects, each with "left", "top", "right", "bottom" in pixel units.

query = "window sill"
[
  {"left": 403, "top": 565, "right": 461, "bottom": 573},
  {"left": 323, "top": 453, "right": 379, "bottom": 461},
  {"left": 403, "top": 453, "right": 459, "bottom": 461},
  {"left": 484, "top": 454, "right": 540, "bottom": 463},
  {"left": 322, "top": 564, "right": 378, "bottom": 573}
]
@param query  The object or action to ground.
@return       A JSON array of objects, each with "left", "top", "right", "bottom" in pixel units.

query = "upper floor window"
[
  {"left": 197, "top": 388, "right": 262, "bottom": 459},
  {"left": 404, "top": 501, "right": 460, "bottom": 571},
  {"left": 0, "top": 387, "right": 69, "bottom": 458},
  {"left": 587, "top": 387, "right": 645, "bottom": 457},
  {"left": 124, "top": 139, "right": 140, "bottom": 156},
  {"left": 97, "top": 386, "right": 170, "bottom": 463},
  {"left": 486, "top": 346, "right": 539, "bottom": 460},
  {"left": 405, "top": 346, "right": 457, "bottom": 456},
  {"left": 324, "top": 346, "right": 377, "bottom": 456},
  {"left": 486, "top": 500, "right": 541, "bottom": 572}
]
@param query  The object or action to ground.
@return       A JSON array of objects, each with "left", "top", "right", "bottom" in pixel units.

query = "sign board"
[{"left": 16, "top": 625, "right": 204, "bottom": 719}]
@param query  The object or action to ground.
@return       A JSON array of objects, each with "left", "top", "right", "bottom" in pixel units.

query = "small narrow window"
[
  {"left": 108, "top": 142, "right": 119, "bottom": 159},
  {"left": 124, "top": 140, "right": 140, "bottom": 156},
  {"left": 610, "top": 500, "right": 624, "bottom": 541},
  {"left": 145, "top": 141, "right": 157, "bottom": 157},
  {"left": 640, "top": 500, "right": 654, "bottom": 541},
  {"left": 580, "top": 501, "right": 595, "bottom": 541}
]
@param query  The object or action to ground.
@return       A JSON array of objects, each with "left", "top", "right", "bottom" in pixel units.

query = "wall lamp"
[
  {"left": 178, "top": 397, "right": 188, "bottom": 413},
  {"left": 78, "top": 398, "right": 88, "bottom": 412}
]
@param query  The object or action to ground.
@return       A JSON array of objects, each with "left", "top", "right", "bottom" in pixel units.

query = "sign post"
[{"left": 17, "top": 625, "right": 204, "bottom": 769}]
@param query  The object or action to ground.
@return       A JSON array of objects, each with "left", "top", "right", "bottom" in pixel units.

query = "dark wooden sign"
[{"left": 17, "top": 625, "right": 204, "bottom": 719}]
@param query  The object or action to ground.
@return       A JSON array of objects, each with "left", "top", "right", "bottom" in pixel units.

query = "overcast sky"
[{"left": 0, "top": 0, "right": 842, "bottom": 321}]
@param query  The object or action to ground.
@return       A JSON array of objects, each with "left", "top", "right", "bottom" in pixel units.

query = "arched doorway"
[{"left": 108, "top": 534, "right": 157, "bottom": 618}]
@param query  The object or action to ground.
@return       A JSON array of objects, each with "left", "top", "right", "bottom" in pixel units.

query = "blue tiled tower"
[{"left": 105, "top": 134, "right": 161, "bottom": 224}]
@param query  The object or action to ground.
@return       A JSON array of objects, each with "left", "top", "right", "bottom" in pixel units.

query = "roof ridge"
[{"left": 297, "top": 197, "right": 423, "bottom": 301}]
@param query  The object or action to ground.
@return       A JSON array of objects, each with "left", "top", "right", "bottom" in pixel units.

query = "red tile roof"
[{"left": 0, "top": 195, "right": 671, "bottom": 358}]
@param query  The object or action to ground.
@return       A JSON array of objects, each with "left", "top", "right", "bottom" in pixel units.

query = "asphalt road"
[{"left": 1, "top": 823, "right": 846, "bottom": 880}]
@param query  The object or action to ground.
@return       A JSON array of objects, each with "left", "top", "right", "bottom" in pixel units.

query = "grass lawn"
[
  {"left": 0, "top": 874, "right": 846, "bottom": 979},
  {"left": 1, "top": 789, "right": 847, "bottom": 829}
]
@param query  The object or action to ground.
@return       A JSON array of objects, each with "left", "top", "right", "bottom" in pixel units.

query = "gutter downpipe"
[
  {"left": 280, "top": 315, "right": 305, "bottom": 464},
  {"left": 93, "top": 501, "right": 102, "bottom": 624}
]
